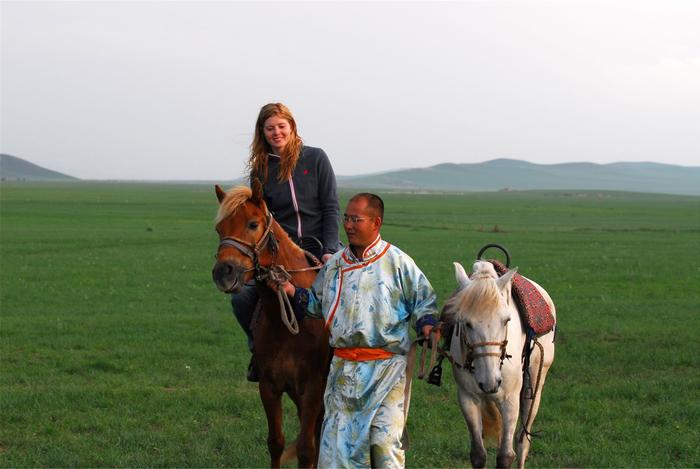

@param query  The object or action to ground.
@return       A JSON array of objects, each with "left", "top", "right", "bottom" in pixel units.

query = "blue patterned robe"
[{"left": 300, "top": 236, "right": 437, "bottom": 468}]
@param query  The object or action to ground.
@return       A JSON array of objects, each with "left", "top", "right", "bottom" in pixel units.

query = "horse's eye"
[
  {"left": 504, "top": 318, "right": 511, "bottom": 325},
  {"left": 248, "top": 221, "right": 259, "bottom": 230},
  {"left": 466, "top": 322, "right": 473, "bottom": 330}
]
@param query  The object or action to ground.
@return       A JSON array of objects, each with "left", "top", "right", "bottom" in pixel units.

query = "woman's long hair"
[{"left": 247, "top": 103, "right": 304, "bottom": 183}]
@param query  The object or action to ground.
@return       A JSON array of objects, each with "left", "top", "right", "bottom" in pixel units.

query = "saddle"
[{"left": 489, "top": 260, "right": 555, "bottom": 337}]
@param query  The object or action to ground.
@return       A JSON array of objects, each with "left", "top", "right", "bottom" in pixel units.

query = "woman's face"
[{"left": 263, "top": 115, "right": 292, "bottom": 155}]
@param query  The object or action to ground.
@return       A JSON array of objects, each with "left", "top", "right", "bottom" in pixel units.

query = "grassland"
[{"left": 1, "top": 182, "right": 698, "bottom": 467}]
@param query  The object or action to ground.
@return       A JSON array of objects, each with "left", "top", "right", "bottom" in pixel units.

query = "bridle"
[
  {"left": 420, "top": 318, "right": 511, "bottom": 375},
  {"left": 216, "top": 209, "right": 322, "bottom": 335},
  {"left": 459, "top": 321, "right": 511, "bottom": 373},
  {"left": 217, "top": 211, "right": 277, "bottom": 281}
]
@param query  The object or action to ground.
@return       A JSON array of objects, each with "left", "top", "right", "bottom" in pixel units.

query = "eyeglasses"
[{"left": 343, "top": 215, "right": 372, "bottom": 224}]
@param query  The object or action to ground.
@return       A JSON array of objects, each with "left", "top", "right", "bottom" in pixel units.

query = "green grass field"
[{"left": 1, "top": 182, "right": 698, "bottom": 467}]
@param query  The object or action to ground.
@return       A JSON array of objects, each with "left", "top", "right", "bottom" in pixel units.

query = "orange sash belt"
[{"left": 334, "top": 347, "right": 395, "bottom": 361}]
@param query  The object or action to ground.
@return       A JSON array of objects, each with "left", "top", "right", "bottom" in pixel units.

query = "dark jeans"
[
  {"left": 230, "top": 240, "right": 326, "bottom": 352},
  {"left": 230, "top": 281, "right": 258, "bottom": 352}
]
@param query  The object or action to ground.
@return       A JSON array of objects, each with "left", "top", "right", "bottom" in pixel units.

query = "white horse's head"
[{"left": 444, "top": 260, "right": 517, "bottom": 394}]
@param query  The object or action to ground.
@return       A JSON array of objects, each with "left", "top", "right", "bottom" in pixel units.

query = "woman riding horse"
[{"left": 232, "top": 103, "right": 340, "bottom": 381}]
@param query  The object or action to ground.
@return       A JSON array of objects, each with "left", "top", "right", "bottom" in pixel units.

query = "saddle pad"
[{"left": 489, "top": 260, "right": 555, "bottom": 336}]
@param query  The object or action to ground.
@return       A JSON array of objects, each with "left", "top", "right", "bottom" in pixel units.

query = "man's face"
[{"left": 343, "top": 198, "right": 380, "bottom": 250}]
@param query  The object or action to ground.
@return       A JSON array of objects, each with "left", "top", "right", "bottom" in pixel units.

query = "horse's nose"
[
  {"left": 212, "top": 260, "right": 244, "bottom": 292},
  {"left": 478, "top": 380, "right": 501, "bottom": 394},
  {"left": 212, "top": 261, "right": 233, "bottom": 282}
]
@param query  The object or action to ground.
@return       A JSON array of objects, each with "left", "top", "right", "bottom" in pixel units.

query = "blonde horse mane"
[
  {"left": 444, "top": 261, "right": 504, "bottom": 322},
  {"left": 215, "top": 186, "right": 253, "bottom": 224}
]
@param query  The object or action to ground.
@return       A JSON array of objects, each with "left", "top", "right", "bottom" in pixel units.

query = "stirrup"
[{"left": 427, "top": 358, "right": 444, "bottom": 386}]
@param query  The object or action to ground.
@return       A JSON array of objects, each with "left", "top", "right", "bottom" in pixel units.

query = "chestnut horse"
[{"left": 211, "top": 182, "right": 331, "bottom": 468}]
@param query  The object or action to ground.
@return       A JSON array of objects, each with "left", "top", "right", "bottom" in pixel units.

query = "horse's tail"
[
  {"left": 280, "top": 438, "right": 298, "bottom": 465},
  {"left": 481, "top": 401, "right": 502, "bottom": 445}
]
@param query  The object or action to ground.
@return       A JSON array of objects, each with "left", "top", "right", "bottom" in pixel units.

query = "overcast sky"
[{"left": 1, "top": 0, "right": 699, "bottom": 180}]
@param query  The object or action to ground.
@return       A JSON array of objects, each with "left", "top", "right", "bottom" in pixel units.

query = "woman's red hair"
[{"left": 247, "top": 103, "right": 304, "bottom": 183}]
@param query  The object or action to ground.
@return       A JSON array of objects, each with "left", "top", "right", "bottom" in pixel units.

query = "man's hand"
[
  {"left": 321, "top": 253, "right": 332, "bottom": 264},
  {"left": 266, "top": 278, "right": 295, "bottom": 297},
  {"left": 422, "top": 324, "right": 440, "bottom": 341}
]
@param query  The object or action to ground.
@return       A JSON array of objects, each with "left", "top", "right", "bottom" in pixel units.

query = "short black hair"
[{"left": 349, "top": 192, "right": 384, "bottom": 220}]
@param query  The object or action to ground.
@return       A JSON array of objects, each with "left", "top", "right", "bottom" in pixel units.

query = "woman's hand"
[{"left": 321, "top": 253, "right": 332, "bottom": 264}]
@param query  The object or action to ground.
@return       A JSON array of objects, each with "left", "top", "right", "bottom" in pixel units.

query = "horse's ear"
[
  {"left": 496, "top": 267, "right": 518, "bottom": 291},
  {"left": 215, "top": 185, "right": 226, "bottom": 204},
  {"left": 454, "top": 262, "right": 471, "bottom": 289},
  {"left": 251, "top": 178, "right": 263, "bottom": 205}
]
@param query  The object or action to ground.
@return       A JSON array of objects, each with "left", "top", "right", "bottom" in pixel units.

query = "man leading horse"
[{"left": 273, "top": 193, "right": 439, "bottom": 468}]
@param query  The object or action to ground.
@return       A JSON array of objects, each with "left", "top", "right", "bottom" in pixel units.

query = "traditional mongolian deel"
[
  {"left": 297, "top": 236, "right": 438, "bottom": 468},
  {"left": 489, "top": 259, "right": 555, "bottom": 336}
]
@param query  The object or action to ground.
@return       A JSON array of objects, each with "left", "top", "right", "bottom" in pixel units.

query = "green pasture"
[{"left": 1, "top": 182, "right": 698, "bottom": 467}]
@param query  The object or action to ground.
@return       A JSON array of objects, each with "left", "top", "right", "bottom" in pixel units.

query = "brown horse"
[{"left": 211, "top": 182, "right": 331, "bottom": 468}]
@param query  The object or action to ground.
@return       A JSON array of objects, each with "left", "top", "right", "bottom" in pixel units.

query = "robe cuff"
[
  {"left": 292, "top": 288, "right": 309, "bottom": 322},
  {"left": 416, "top": 315, "right": 438, "bottom": 333}
]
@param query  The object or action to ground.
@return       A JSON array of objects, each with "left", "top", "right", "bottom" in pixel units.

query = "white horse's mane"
[{"left": 444, "top": 261, "right": 504, "bottom": 322}]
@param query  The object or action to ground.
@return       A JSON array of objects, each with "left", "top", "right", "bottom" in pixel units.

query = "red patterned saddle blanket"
[{"left": 489, "top": 260, "right": 555, "bottom": 336}]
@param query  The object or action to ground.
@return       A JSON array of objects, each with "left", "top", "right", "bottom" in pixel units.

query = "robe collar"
[{"left": 342, "top": 234, "right": 385, "bottom": 264}]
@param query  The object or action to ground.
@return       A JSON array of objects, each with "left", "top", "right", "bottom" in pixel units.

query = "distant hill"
[
  {"left": 0, "top": 154, "right": 78, "bottom": 181},
  {"left": 337, "top": 159, "right": 700, "bottom": 196}
]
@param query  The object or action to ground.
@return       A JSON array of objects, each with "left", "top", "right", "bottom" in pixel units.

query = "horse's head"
[
  {"left": 443, "top": 260, "right": 517, "bottom": 394},
  {"left": 212, "top": 181, "right": 273, "bottom": 293}
]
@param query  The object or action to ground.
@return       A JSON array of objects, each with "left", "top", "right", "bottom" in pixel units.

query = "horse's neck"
[
  {"left": 270, "top": 223, "right": 317, "bottom": 287},
  {"left": 506, "top": 303, "right": 525, "bottom": 353}
]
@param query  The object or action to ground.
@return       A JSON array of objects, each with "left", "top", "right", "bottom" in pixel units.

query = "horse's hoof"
[
  {"left": 496, "top": 452, "right": 515, "bottom": 468},
  {"left": 470, "top": 450, "right": 486, "bottom": 468}
]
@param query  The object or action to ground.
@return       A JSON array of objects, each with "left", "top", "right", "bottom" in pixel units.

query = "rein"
[
  {"left": 217, "top": 210, "right": 323, "bottom": 335},
  {"left": 414, "top": 320, "right": 511, "bottom": 384}
]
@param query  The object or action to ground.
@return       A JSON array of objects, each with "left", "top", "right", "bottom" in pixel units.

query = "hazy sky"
[{"left": 1, "top": 0, "right": 699, "bottom": 180}]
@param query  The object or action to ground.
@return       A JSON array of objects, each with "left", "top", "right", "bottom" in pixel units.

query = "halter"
[
  {"left": 216, "top": 209, "right": 322, "bottom": 335},
  {"left": 458, "top": 321, "right": 511, "bottom": 374},
  {"left": 217, "top": 210, "right": 277, "bottom": 280}
]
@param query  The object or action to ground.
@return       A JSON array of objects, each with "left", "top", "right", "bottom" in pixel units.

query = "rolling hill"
[
  {"left": 0, "top": 154, "right": 78, "bottom": 181},
  {"left": 337, "top": 159, "right": 700, "bottom": 195},
  {"left": 1, "top": 154, "right": 697, "bottom": 195}
]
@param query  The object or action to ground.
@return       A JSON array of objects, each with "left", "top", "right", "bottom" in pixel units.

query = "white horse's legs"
[
  {"left": 516, "top": 341, "right": 553, "bottom": 469},
  {"left": 457, "top": 388, "right": 487, "bottom": 468},
  {"left": 496, "top": 394, "right": 519, "bottom": 468}
]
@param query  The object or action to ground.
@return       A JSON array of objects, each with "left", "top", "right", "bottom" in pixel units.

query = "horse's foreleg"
[
  {"left": 516, "top": 346, "right": 553, "bottom": 469},
  {"left": 259, "top": 383, "right": 284, "bottom": 468},
  {"left": 457, "top": 388, "right": 487, "bottom": 468},
  {"left": 496, "top": 395, "right": 519, "bottom": 468}
]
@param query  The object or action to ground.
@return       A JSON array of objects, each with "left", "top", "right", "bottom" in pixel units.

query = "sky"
[{"left": 1, "top": 0, "right": 699, "bottom": 180}]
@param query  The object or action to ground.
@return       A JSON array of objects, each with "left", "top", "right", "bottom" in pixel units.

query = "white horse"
[{"left": 442, "top": 260, "right": 556, "bottom": 468}]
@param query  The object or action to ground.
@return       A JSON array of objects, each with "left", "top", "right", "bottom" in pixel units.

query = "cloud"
[{"left": 654, "top": 56, "right": 700, "bottom": 86}]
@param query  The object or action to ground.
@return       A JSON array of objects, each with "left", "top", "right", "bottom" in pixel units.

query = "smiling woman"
[{"left": 227, "top": 102, "right": 341, "bottom": 382}]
